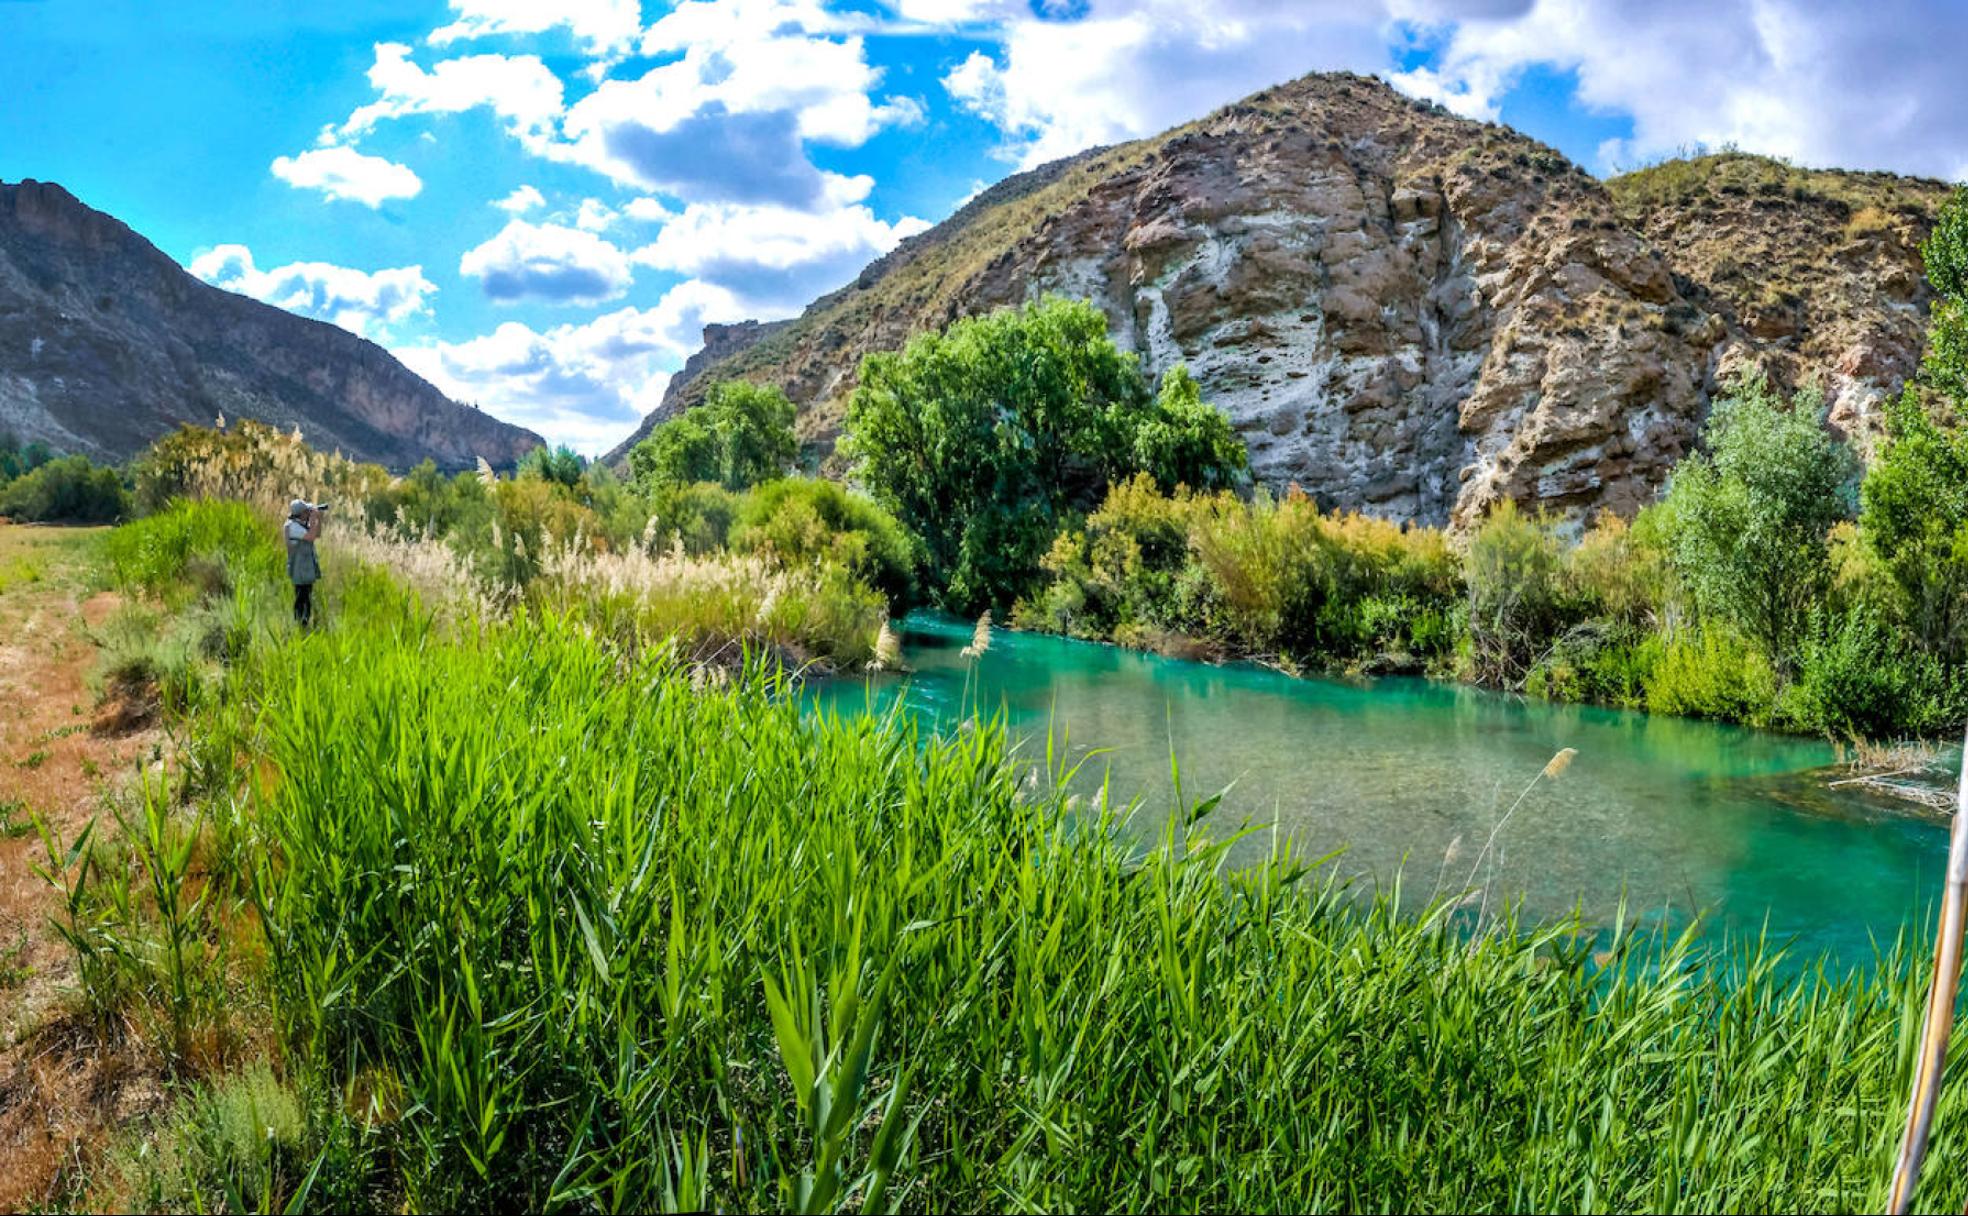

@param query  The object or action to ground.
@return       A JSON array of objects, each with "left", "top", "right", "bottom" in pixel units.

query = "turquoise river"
[{"left": 812, "top": 613, "right": 1954, "bottom": 962}]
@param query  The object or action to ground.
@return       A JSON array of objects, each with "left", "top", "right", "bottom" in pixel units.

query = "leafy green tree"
[
  {"left": 712, "top": 380, "right": 800, "bottom": 489},
  {"left": 630, "top": 381, "right": 798, "bottom": 493},
  {"left": 1854, "top": 186, "right": 1968, "bottom": 661},
  {"left": 0, "top": 454, "right": 131, "bottom": 522},
  {"left": 1924, "top": 187, "right": 1968, "bottom": 401},
  {"left": 1663, "top": 374, "right": 1856, "bottom": 672},
  {"left": 1858, "top": 392, "right": 1968, "bottom": 660},
  {"left": 633, "top": 412, "right": 721, "bottom": 489},
  {"left": 845, "top": 297, "right": 1247, "bottom": 611},
  {"left": 517, "top": 444, "right": 585, "bottom": 488},
  {"left": 1132, "top": 366, "right": 1247, "bottom": 494},
  {"left": 0, "top": 432, "right": 54, "bottom": 484}
]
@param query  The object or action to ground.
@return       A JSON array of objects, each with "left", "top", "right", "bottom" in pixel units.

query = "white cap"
[{"left": 289, "top": 499, "right": 310, "bottom": 518}]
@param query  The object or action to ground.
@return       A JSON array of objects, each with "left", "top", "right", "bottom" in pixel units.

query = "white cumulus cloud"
[
  {"left": 429, "top": 0, "right": 644, "bottom": 55},
  {"left": 634, "top": 196, "right": 930, "bottom": 309},
  {"left": 622, "top": 197, "right": 676, "bottom": 224},
  {"left": 269, "top": 146, "right": 423, "bottom": 207},
  {"left": 573, "top": 198, "right": 620, "bottom": 232},
  {"left": 931, "top": 0, "right": 1968, "bottom": 179},
  {"left": 553, "top": 0, "right": 919, "bottom": 206},
  {"left": 493, "top": 184, "right": 545, "bottom": 213},
  {"left": 1385, "top": 0, "right": 1968, "bottom": 178},
  {"left": 458, "top": 218, "right": 635, "bottom": 304},
  {"left": 938, "top": 1, "right": 1398, "bottom": 166},
  {"left": 394, "top": 280, "right": 754, "bottom": 454},
  {"left": 339, "top": 42, "right": 565, "bottom": 150},
  {"left": 189, "top": 244, "right": 436, "bottom": 338}
]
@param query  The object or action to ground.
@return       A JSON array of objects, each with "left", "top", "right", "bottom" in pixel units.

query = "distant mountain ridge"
[
  {"left": 0, "top": 179, "right": 541, "bottom": 469},
  {"left": 609, "top": 72, "right": 1955, "bottom": 527}
]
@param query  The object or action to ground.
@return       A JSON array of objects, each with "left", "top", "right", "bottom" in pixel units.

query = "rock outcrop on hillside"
[
  {"left": 0, "top": 179, "right": 542, "bottom": 469},
  {"left": 618, "top": 73, "right": 1953, "bottom": 527},
  {"left": 1608, "top": 154, "right": 1952, "bottom": 451}
]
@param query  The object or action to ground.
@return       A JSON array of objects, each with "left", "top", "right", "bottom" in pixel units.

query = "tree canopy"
[
  {"left": 1662, "top": 374, "right": 1855, "bottom": 669},
  {"left": 844, "top": 296, "right": 1246, "bottom": 612},
  {"left": 630, "top": 381, "right": 798, "bottom": 493}
]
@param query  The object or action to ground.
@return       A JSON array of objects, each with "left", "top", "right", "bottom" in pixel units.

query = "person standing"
[{"left": 285, "top": 498, "right": 323, "bottom": 627}]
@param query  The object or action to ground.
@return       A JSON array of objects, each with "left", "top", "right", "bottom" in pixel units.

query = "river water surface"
[{"left": 811, "top": 613, "right": 1951, "bottom": 962}]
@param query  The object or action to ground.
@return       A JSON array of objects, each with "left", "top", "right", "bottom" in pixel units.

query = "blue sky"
[{"left": 4, "top": 0, "right": 1965, "bottom": 454}]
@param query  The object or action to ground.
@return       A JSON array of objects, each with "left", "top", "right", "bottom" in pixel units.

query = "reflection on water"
[{"left": 809, "top": 614, "right": 1949, "bottom": 961}]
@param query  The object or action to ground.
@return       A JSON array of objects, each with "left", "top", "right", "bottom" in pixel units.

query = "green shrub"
[
  {"left": 125, "top": 1063, "right": 315, "bottom": 1213},
  {"left": 1644, "top": 628, "right": 1782, "bottom": 725},
  {"left": 732, "top": 478, "right": 922, "bottom": 611},
  {"left": 1566, "top": 508, "right": 1676, "bottom": 627},
  {"left": 1526, "top": 624, "right": 1661, "bottom": 709},
  {"left": 1789, "top": 606, "right": 1966, "bottom": 738},
  {"left": 644, "top": 480, "right": 741, "bottom": 555},
  {"left": 361, "top": 458, "right": 494, "bottom": 541},
  {"left": 0, "top": 454, "right": 131, "bottom": 522},
  {"left": 1024, "top": 476, "right": 1459, "bottom": 670},
  {"left": 1020, "top": 475, "right": 1212, "bottom": 640},
  {"left": 1462, "top": 500, "right": 1580, "bottom": 685}
]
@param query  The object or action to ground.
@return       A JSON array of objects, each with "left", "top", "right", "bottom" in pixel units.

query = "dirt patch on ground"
[{"left": 0, "top": 524, "right": 166, "bottom": 1208}]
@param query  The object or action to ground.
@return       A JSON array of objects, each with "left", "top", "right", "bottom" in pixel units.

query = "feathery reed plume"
[
  {"left": 333, "top": 518, "right": 506, "bottom": 620},
  {"left": 1885, "top": 725, "right": 1968, "bottom": 1213},
  {"left": 532, "top": 533, "right": 885, "bottom": 669},
  {"left": 1464, "top": 747, "right": 1577, "bottom": 925},
  {"left": 1430, "top": 832, "right": 1466, "bottom": 902},
  {"left": 871, "top": 619, "right": 903, "bottom": 671},
  {"left": 960, "top": 610, "right": 993, "bottom": 659},
  {"left": 477, "top": 456, "right": 498, "bottom": 490}
]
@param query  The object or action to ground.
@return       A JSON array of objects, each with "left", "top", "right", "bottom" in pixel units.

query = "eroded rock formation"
[{"left": 614, "top": 73, "right": 1952, "bottom": 527}]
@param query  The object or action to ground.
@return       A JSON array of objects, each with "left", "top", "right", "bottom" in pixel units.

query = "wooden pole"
[{"left": 1887, "top": 726, "right": 1968, "bottom": 1214}]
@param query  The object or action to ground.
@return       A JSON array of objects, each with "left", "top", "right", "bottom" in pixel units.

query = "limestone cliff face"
[
  {"left": 631, "top": 73, "right": 1951, "bottom": 527},
  {"left": 0, "top": 179, "right": 542, "bottom": 469}
]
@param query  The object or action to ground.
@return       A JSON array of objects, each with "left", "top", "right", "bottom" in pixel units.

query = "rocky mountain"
[
  {"left": 0, "top": 179, "right": 541, "bottom": 469},
  {"left": 608, "top": 73, "right": 1954, "bottom": 527}
]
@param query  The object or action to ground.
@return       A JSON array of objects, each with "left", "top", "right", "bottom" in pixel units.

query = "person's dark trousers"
[{"left": 294, "top": 582, "right": 314, "bottom": 628}]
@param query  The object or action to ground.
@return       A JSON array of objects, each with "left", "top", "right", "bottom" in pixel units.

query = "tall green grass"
[
  {"left": 54, "top": 504, "right": 1968, "bottom": 1211},
  {"left": 81, "top": 594, "right": 1963, "bottom": 1212}
]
